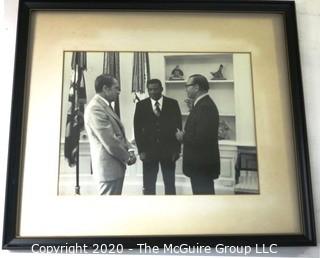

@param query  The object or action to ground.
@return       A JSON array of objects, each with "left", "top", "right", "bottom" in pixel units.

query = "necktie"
[{"left": 154, "top": 101, "right": 161, "bottom": 117}]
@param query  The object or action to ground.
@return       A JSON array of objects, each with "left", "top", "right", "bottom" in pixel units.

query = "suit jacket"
[
  {"left": 134, "top": 96, "right": 182, "bottom": 160},
  {"left": 84, "top": 95, "right": 131, "bottom": 181},
  {"left": 182, "top": 95, "right": 220, "bottom": 179}
]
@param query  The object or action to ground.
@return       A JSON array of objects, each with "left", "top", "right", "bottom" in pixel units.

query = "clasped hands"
[
  {"left": 127, "top": 151, "right": 136, "bottom": 166},
  {"left": 175, "top": 128, "right": 184, "bottom": 143}
]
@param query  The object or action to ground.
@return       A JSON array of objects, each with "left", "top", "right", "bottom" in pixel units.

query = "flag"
[
  {"left": 64, "top": 51, "right": 87, "bottom": 167},
  {"left": 103, "top": 51, "right": 121, "bottom": 116},
  {"left": 132, "top": 52, "right": 150, "bottom": 97}
]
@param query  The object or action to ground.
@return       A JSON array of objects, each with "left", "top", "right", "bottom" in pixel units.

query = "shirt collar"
[
  {"left": 150, "top": 96, "right": 163, "bottom": 109},
  {"left": 194, "top": 93, "right": 209, "bottom": 106},
  {"left": 97, "top": 94, "right": 113, "bottom": 108}
]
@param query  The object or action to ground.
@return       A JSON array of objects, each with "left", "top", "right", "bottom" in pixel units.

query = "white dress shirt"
[{"left": 150, "top": 96, "right": 163, "bottom": 112}]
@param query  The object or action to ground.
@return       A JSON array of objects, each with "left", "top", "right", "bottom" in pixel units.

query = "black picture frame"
[{"left": 3, "top": 0, "right": 316, "bottom": 250}]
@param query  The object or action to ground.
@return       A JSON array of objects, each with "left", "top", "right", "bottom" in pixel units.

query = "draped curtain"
[
  {"left": 103, "top": 51, "right": 121, "bottom": 116},
  {"left": 132, "top": 52, "right": 150, "bottom": 102}
]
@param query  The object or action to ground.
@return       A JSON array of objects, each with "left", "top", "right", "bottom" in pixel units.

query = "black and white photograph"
[
  {"left": 3, "top": 0, "right": 317, "bottom": 250},
  {"left": 58, "top": 51, "right": 259, "bottom": 195}
]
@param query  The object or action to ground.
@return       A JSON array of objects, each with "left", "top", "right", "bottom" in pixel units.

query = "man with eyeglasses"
[{"left": 176, "top": 74, "right": 220, "bottom": 194}]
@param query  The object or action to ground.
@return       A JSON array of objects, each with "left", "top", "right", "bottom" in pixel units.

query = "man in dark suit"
[
  {"left": 176, "top": 74, "right": 220, "bottom": 194},
  {"left": 134, "top": 79, "right": 182, "bottom": 195}
]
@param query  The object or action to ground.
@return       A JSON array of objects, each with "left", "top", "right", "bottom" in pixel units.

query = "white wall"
[
  {"left": 234, "top": 53, "right": 255, "bottom": 145},
  {"left": 1, "top": 0, "right": 319, "bottom": 257}
]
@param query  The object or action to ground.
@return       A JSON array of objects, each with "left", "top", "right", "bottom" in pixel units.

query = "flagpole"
[
  {"left": 72, "top": 62, "right": 80, "bottom": 195},
  {"left": 75, "top": 62, "right": 80, "bottom": 195},
  {"left": 65, "top": 52, "right": 87, "bottom": 196},
  {"left": 73, "top": 61, "right": 80, "bottom": 195},
  {"left": 75, "top": 146, "right": 80, "bottom": 195}
]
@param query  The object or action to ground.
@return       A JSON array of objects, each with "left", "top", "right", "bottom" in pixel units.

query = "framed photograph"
[{"left": 3, "top": 0, "right": 316, "bottom": 250}]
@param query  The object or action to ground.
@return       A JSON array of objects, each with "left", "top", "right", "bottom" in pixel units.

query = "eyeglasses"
[{"left": 185, "top": 83, "right": 196, "bottom": 88}]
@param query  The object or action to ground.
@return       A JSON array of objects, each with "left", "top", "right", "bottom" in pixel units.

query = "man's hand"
[
  {"left": 139, "top": 152, "right": 147, "bottom": 161},
  {"left": 127, "top": 151, "right": 136, "bottom": 166},
  {"left": 175, "top": 128, "right": 184, "bottom": 143}
]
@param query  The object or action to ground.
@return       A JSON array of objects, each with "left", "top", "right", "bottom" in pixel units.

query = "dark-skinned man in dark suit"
[
  {"left": 176, "top": 74, "right": 220, "bottom": 194},
  {"left": 134, "top": 79, "right": 182, "bottom": 195}
]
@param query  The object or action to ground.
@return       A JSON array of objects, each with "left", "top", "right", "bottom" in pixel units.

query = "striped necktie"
[{"left": 154, "top": 101, "right": 161, "bottom": 117}]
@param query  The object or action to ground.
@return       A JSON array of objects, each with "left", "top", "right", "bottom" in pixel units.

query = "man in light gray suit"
[{"left": 84, "top": 74, "right": 136, "bottom": 195}]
